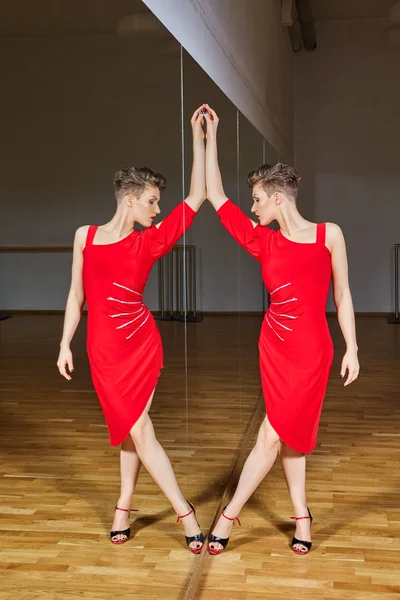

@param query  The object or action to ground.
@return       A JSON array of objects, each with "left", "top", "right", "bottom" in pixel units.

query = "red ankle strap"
[
  {"left": 176, "top": 507, "right": 194, "bottom": 523},
  {"left": 115, "top": 507, "right": 138, "bottom": 514},
  {"left": 290, "top": 515, "right": 310, "bottom": 521},
  {"left": 222, "top": 512, "right": 241, "bottom": 526}
]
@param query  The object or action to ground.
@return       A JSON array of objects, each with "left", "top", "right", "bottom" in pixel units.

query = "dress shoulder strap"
[
  {"left": 85, "top": 225, "right": 98, "bottom": 248},
  {"left": 316, "top": 223, "right": 326, "bottom": 247}
]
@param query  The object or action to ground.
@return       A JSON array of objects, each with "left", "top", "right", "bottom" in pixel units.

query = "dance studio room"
[{"left": 1, "top": 1, "right": 399, "bottom": 599}]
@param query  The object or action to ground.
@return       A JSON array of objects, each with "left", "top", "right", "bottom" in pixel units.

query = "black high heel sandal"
[
  {"left": 176, "top": 501, "right": 205, "bottom": 554},
  {"left": 290, "top": 507, "right": 313, "bottom": 555},
  {"left": 110, "top": 506, "right": 138, "bottom": 545},
  {"left": 207, "top": 506, "right": 241, "bottom": 556}
]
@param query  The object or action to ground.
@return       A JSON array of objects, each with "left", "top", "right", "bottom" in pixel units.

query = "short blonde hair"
[
  {"left": 247, "top": 163, "right": 301, "bottom": 199},
  {"left": 113, "top": 166, "right": 166, "bottom": 201}
]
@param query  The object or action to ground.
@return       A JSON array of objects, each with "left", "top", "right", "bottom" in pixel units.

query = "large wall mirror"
[{"left": 0, "top": 2, "right": 282, "bottom": 598}]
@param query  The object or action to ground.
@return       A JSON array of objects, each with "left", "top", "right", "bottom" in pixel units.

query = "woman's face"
[
  {"left": 250, "top": 183, "right": 277, "bottom": 226},
  {"left": 131, "top": 185, "right": 161, "bottom": 228}
]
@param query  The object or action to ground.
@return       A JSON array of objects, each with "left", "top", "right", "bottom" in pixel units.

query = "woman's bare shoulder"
[
  {"left": 325, "top": 222, "right": 344, "bottom": 251},
  {"left": 74, "top": 226, "right": 91, "bottom": 248}
]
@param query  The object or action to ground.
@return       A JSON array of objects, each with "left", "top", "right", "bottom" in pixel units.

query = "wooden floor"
[{"left": 0, "top": 315, "right": 399, "bottom": 599}]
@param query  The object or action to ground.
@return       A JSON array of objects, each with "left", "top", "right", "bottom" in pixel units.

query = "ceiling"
[{"left": 311, "top": 0, "right": 395, "bottom": 22}]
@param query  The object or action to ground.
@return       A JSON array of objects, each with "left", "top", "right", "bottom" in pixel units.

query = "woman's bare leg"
[
  {"left": 129, "top": 391, "right": 202, "bottom": 551},
  {"left": 209, "top": 414, "right": 280, "bottom": 552},
  {"left": 111, "top": 435, "right": 142, "bottom": 542},
  {"left": 280, "top": 441, "right": 311, "bottom": 552}
]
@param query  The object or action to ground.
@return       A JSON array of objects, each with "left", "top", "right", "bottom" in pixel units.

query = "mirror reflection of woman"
[
  {"left": 204, "top": 104, "right": 360, "bottom": 555},
  {"left": 57, "top": 107, "right": 207, "bottom": 553}
]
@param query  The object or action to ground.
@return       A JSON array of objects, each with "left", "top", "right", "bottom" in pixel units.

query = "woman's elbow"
[
  {"left": 333, "top": 285, "right": 351, "bottom": 307},
  {"left": 69, "top": 287, "right": 85, "bottom": 308}
]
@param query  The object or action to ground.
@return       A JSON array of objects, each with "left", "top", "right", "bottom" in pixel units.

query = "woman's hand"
[
  {"left": 191, "top": 105, "right": 207, "bottom": 142},
  {"left": 340, "top": 349, "right": 360, "bottom": 386},
  {"left": 202, "top": 104, "right": 219, "bottom": 139},
  {"left": 57, "top": 345, "right": 74, "bottom": 381}
]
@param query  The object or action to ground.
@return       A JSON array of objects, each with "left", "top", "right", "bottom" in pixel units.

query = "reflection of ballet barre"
[
  {"left": 0, "top": 245, "right": 74, "bottom": 320},
  {"left": 158, "top": 245, "right": 202, "bottom": 322},
  {"left": 388, "top": 243, "right": 400, "bottom": 324}
]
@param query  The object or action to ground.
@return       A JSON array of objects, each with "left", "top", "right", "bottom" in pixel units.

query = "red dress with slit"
[
  {"left": 218, "top": 200, "right": 334, "bottom": 453},
  {"left": 82, "top": 201, "right": 196, "bottom": 446}
]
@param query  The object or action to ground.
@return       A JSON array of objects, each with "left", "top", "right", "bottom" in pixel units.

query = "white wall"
[
  {"left": 143, "top": 0, "right": 293, "bottom": 161},
  {"left": 295, "top": 19, "right": 400, "bottom": 313}
]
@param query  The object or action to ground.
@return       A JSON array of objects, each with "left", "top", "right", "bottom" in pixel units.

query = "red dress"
[
  {"left": 82, "top": 201, "right": 196, "bottom": 446},
  {"left": 218, "top": 200, "right": 334, "bottom": 453}
]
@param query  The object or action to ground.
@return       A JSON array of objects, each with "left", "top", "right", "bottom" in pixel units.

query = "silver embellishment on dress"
[
  {"left": 108, "top": 282, "right": 149, "bottom": 339},
  {"left": 265, "top": 282, "right": 299, "bottom": 341}
]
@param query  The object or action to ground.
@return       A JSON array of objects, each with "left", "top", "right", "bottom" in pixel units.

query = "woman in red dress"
[
  {"left": 203, "top": 105, "right": 360, "bottom": 555},
  {"left": 57, "top": 107, "right": 207, "bottom": 553}
]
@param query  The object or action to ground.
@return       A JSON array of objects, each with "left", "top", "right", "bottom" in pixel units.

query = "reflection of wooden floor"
[{"left": 1, "top": 316, "right": 399, "bottom": 599}]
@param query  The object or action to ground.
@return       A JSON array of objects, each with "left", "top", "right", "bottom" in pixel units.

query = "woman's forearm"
[
  {"left": 60, "top": 291, "right": 85, "bottom": 348},
  {"left": 335, "top": 288, "right": 358, "bottom": 351},
  {"left": 185, "top": 138, "right": 206, "bottom": 212},
  {"left": 205, "top": 134, "right": 228, "bottom": 210}
]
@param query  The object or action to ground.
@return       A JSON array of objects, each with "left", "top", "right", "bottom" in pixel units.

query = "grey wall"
[
  {"left": 0, "top": 36, "right": 274, "bottom": 312},
  {"left": 295, "top": 19, "right": 400, "bottom": 313},
  {"left": 0, "top": 36, "right": 183, "bottom": 310},
  {"left": 4, "top": 18, "right": 396, "bottom": 314}
]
